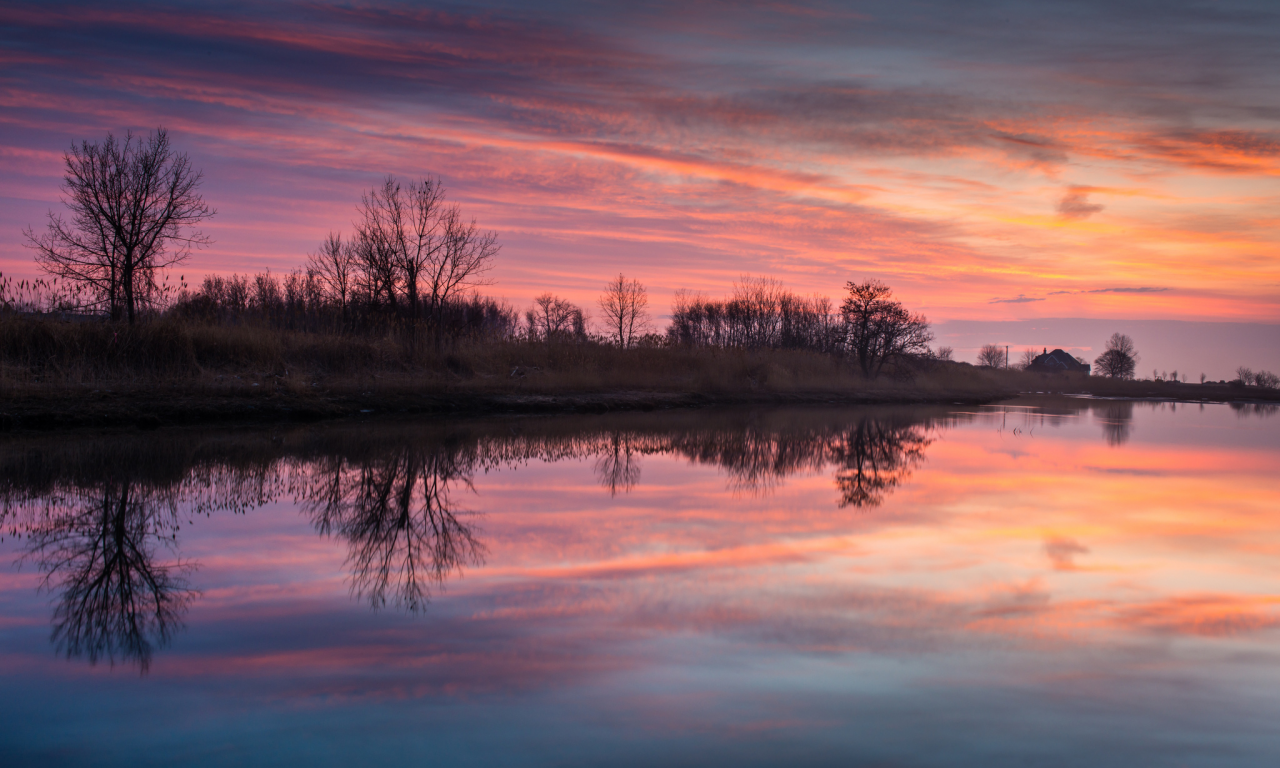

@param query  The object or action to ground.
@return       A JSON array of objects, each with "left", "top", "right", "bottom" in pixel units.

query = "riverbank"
[
  {"left": 1, "top": 373, "right": 1276, "bottom": 432},
  {"left": 0, "top": 381, "right": 1009, "bottom": 432},
  {"left": 1, "top": 316, "right": 1275, "bottom": 432}
]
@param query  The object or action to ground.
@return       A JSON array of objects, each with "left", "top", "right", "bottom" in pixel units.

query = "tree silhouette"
[
  {"left": 595, "top": 432, "right": 642, "bottom": 496},
  {"left": 977, "top": 344, "right": 1005, "bottom": 368},
  {"left": 840, "top": 280, "right": 932, "bottom": 379},
  {"left": 1094, "top": 333, "right": 1138, "bottom": 379},
  {"left": 23, "top": 481, "right": 194, "bottom": 672},
  {"left": 24, "top": 128, "right": 214, "bottom": 323},
  {"left": 1095, "top": 400, "right": 1134, "bottom": 446},
  {"left": 598, "top": 273, "right": 651, "bottom": 348},
  {"left": 302, "top": 446, "right": 485, "bottom": 613},
  {"left": 830, "top": 419, "right": 932, "bottom": 508}
]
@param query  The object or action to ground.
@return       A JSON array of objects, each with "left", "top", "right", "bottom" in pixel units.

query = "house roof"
[{"left": 1030, "top": 348, "right": 1090, "bottom": 373}]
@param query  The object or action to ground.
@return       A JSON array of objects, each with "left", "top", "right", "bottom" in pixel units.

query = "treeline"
[
  {"left": 170, "top": 269, "right": 520, "bottom": 340},
  {"left": 1235, "top": 366, "right": 1279, "bottom": 390},
  {"left": 166, "top": 175, "right": 514, "bottom": 342},
  {"left": 667, "top": 277, "right": 841, "bottom": 353},
  {"left": 14, "top": 127, "right": 944, "bottom": 379}
]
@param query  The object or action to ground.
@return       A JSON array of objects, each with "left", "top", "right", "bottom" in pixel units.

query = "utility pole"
[{"left": 1005, "top": 345, "right": 1009, "bottom": 369}]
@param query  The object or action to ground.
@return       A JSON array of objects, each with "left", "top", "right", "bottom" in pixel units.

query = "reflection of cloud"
[
  {"left": 1044, "top": 537, "right": 1089, "bottom": 571},
  {"left": 1115, "top": 595, "right": 1280, "bottom": 637},
  {"left": 1057, "top": 186, "right": 1104, "bottom": 220}
]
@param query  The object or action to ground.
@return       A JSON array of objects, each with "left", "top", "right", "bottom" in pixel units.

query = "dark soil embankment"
[{"left": 0, "top": 385, "right": 1012, "bottom": 432}]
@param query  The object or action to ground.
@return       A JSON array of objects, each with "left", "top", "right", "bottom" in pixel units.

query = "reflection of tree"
[
  {"left": 0, "top": 435, "right": 284, "bottom": 672},
  {"left": 830, "top": 419, "right": 932, "bottom": 508},
  {"left": 1230, "top": 402, "right": 1278, "bottom": 418},
  {"left": 664, "top": 426, "right": 831, "bottom": 496},
  {"left": 1095, "top": 400, "right": 1134, "bottom": 446},
  {"left": 0, "top": 406, "right": 945, "bottom": 672},
  {"left": 594, "top": 432, "right": 641, "bottom": 496},
  {"left": 656, "top": 415, "right": 934, "bottom": 506},
  {"left": 22, "top": 481, "right": 193, "bottom": 672},
  {"left": 301, "top": 446, "right": 485, "bottom": 613}
]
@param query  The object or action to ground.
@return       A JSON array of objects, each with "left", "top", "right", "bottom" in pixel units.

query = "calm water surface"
[{"left": 1, "top": 399, "right": 1278, "bottom": 766}]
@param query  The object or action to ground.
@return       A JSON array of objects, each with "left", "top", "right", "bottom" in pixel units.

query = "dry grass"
[
  {"left": 15, "top": 314, "right": 1270, "bottom": 411},
  {"left": 5, "top": 315, "right": 1272, "bottom": 432},
  {"left": 0, "top": 314, "right": 1013, "bottom": 401}
]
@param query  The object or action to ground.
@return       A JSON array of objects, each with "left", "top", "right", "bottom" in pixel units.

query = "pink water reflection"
[{"left": 1, "top": 401, "right": 1278, "bottom": 765}]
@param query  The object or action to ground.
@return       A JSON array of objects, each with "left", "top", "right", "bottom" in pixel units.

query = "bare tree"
[
  {"left": 1256, "top": 370, "right": 1279, "bottom": 390},
  {"left": 527, "top": 293, "right": 586, "bottom": 342},
  {"left": 389, "top": 177, "right": 446, "bottom": 318},
  {"left": 1094, "top": 333, "right": 1138, "bottom": 379},
  {"left": 839, "top": 279, "right": 932, "bottom": 379},
  {"left": 307, "top": 232, "right": 357, "bottom": 317},
  {"left": 353, "top": 177, "right": 406, "bottom": 312},
  {"left": 598, "top": 273, "right": 650, "bottom": 347},
  {"left": 977, "top": 344, "right": 1005, "bottom": 368},
  {"left": 1019, "top": 348, "right": 1039, "bottom": 369},
  {"left": 1236, "top": 366, "right": 1255, "bottom": 385},
  {"left": 23, "top": 128, "right": 214, "bottom": 323},
  {"left": 350, "top": 176, "right": 497, "bottom": 336},
  {"left": 424, "top": 203, "right": 499, "bottom": 338}
]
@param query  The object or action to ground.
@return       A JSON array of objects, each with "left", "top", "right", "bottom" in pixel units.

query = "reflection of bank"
[
  {"left": 0, "top": 406, "right": 950, "bottom": 669},
  {"left": 994, "top": 395, "right": 1141, "bottom": 447}
]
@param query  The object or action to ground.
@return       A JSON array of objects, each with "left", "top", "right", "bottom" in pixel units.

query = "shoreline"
[
  {"left": 1, "top": 380, "right": 1275, "bottom": 433},
  {"left": 0, "top": 387, "right": 1010, "bottom": 432}
]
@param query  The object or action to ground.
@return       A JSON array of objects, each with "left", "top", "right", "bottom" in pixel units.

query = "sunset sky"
[{"left": 2, "top": 1, "right": 1277, "bottom": 373}]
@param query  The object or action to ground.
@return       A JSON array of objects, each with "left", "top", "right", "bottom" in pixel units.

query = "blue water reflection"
[{"left": 1, "top": 400, "right": 1278, "bottom": 766}]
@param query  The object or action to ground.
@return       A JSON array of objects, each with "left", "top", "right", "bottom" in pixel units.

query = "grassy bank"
[{"left": 0, "top": 315, "right": 1274, "bottom": 431}]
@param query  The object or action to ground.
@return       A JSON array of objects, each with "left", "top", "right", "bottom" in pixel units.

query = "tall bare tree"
[
  {"left": 839, "top": 279, "right": 932, "bottom": 379},
  {"left": 353, "top": 177, "right": 405, "bottom": 312},
  {"left": 1094, "top": 333, "right": 1138, "bottom": 379},
  {"left": 23, "top": 129, "right": 214, "bottom": 323},
  {"left": 424, "top": 203, "right": 499, "bottom": 338},
  {"left": 598, "top": 273, "right": 650, "bottom": 347},
  {"left": 395, "top": 177, "right": 446, "bottom": 318},
  {"left": 351, "top": 175, "right": 497, "bottom": 335}
]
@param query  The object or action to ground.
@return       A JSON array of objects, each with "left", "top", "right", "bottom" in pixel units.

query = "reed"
[{"left": 0, "top": 314, "right": 1009, "bottom": 400}]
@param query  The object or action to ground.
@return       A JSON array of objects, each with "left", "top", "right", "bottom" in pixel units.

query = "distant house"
[{"left": 1028, "top": 348, "right": 1090, "bottom": 374}]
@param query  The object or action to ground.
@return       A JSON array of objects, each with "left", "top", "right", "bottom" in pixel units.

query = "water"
[{"left": 1, "top": 399, "right": 1277, "bottom": 766}]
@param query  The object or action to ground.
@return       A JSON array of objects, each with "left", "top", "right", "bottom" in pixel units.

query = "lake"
[{"left": 1, "top": 398, "right": 1278, "bottom": 766}]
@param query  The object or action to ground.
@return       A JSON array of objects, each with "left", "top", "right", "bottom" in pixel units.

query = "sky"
[{"left": 1, "top": 0, "right": 1278, "bottom": 373}]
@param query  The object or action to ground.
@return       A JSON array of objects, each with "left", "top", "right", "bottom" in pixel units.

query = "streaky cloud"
[{"left": 989, "top": 294, "right": 1045, "bottom": 304}]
